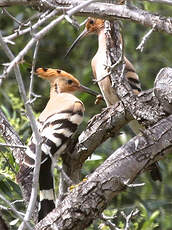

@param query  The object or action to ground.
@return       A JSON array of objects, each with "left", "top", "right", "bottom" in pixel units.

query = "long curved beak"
[
  {"left": 79, "top": 84, "right": 99, "bottom": 97},
  {"left": 65, "top": 28, "right": 88, "bottom": 58}
]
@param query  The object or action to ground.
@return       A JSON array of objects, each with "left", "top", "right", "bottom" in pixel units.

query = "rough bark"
[{"left": 35, "top": 113, "right": 172, "bottom": 230}]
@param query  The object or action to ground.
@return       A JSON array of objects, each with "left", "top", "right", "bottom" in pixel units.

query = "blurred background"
[{"left": 0, "top": 1, "right": 172, "bottom": 229}]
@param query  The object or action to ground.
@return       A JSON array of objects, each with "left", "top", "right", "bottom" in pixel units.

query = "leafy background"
[{"left": 0, "top": 2, "right": 172, "bottom": 229}]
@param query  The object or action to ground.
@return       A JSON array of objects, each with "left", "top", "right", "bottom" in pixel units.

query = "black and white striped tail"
[
  {"left": 23, "top": 109, "right": 83, "bottom": 221},
  {"left": 38, "top": 158, "right": 55, "bottom": 221}
]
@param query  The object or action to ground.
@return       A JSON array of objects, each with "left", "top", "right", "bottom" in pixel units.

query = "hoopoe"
[
  {"left": 66, "top": 18, "right": 161, "bottom": 181},
  {"left": 23, "top": 68, "right": 98, "bottom": 221},
  {"left": 66, "top": 18, "right": 141, "bottom": 107}
]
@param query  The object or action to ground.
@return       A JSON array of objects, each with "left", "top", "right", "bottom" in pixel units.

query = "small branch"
[
  {"left": 55, "top": 164, "right": 73, "bottom": 186},
  {"left": 136, "top": 23, "right": 156, "bottom": 52},
  {"left": 28, "top": 40, "right": 40, "bottom": 103},
  {"left": 0, "top": 193, "right": 33, "bottom": 230},
  {"left": 4, "top": 9, "right": 59, "bottom": 41},
  {"left": 100, "top": 213, "right": 120, "bottom": 230},
  {"left": 121, "top": 209, "right": 139, "bottom": 230},
  {"left": 2, "top": 8, "right": 23, "bottom": 25},
  {"left": 0, "top": 143, "right": 27, "bottom": 149},
  {"left": 0, "top": 31, "right": 42, "bottom": 229},
  {"left": 123, "top": 179, "right": 145, "bottom": 188},
  {"left": 1, "top": 0, "right": 97, "bottom": 79}
]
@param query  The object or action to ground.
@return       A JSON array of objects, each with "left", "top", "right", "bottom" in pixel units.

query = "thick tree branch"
[{"left": 35, "top": 113, "right": 172, "bottom": 230}]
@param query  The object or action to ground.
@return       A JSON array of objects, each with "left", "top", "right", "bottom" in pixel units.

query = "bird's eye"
[
  {"left": 89, "top": 19, "right": 94, "bottom": 24},
  {"left": 68, "top": 79, "right": 73, "bottom": 84}
]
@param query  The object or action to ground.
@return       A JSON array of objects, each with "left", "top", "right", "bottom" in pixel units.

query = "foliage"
[{"left": 0, "top": 2, "right": 172, "bottom": 229}]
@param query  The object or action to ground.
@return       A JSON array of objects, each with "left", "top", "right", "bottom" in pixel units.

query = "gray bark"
[{"left": 35, "top": 113, "right": 172, "bottom": 230}]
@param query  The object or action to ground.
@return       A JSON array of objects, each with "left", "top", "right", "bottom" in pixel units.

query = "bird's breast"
[{"left": 91, "top": 52, "right": 119, "bottom": 106}]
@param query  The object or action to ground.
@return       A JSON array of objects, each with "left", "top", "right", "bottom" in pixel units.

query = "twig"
[
  {"left": 0, "top": 204, "right": 25, "bottom": 216},
  {"left": 121, "top": 209, "right": 139, "bottom": 230},
  {"left": 1, "top": 0, "right": 98, "bottom": 79},
  {"left": 28, "top": 40, "right": 40, "bottom": 103},
  {"left": 40, "top": 0, "right": 57, "bottom": 8},
  {"left": 65, "top": 15, "right": 80, "bottom": 29},
  {"left": 2, "top": 8, "right": 23, "bottom": 26},
  {"left": 0, "top": 193, "right": 33, "bottom": 230},
  {"left": 79, "top": 18, "right": 88, "bottom": 27},
  {"left": 0, "top": 143, "right": 27, "bottom": 149},
  {"left": 100, "top": 213, "right": 120, "bottom": 230},
  {"left": 55, "top": 164, "right": 73, "bottom": 186},
  {"left": 136, "top": 23, "right": 156, "bottom": 52},
  {"left": 93, "top": 52, "right": 125, "bottom": 83},
  {"left": 0, "top": 31, "right": 42, "bottom": 230},
  {"left": 11, "top": 200, "right": 24, "bottom": 205},
  {"left": 4, "top": 9, "right": 58, "bottom": 42}
]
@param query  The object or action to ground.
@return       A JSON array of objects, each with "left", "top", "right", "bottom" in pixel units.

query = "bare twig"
[
  {"left": 2, "top": 8, "right": 23, "bottom": 25},
  {"left": 55, "top": 164, "right": 73, "bottom": 186},
  {"left": 4, "top": 9, "right": 59, "bottom": 42},
  {"left": 136, "top": 23, "right": 156, "bottom": 52},
  {"left": 0, "top": 31, "right": 42, "bottom": 230},
  {"left": 121, "top": 209, "right": 139, "bottom": 230},
  {"left": 123, "top": 179, "right": 145, "bottom": 188},
  {"left": 1, "top": 0, "right": 98, "bottom": 79},
  {"left": 0, "top": 193, "right": 33, "bottom": 230},
  {"left": 100, "top": 213, "right": 120, "bottom": 230},
  {"left": 0, "top": 143, "right": 27, "bottom": 149},
  {"left": 28, "top": 40, "right": 40, "bottom": 103}
]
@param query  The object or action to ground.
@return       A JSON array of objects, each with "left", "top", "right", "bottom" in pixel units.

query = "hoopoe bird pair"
[
  {"left": 24, "top": 68, "right": 98, "bottom": 221},
  {"left": 24, "top": 17, "right": 161, "bottom": 222}
]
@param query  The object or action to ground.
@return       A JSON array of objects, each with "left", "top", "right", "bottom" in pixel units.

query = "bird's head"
[
  {"left": 65, "top": 17, "right": 104, "bottom": 57},
  {"left": 36, "top": 67, "right": 98, "bottom": 96},
  {"left": 85, "top": 18, "right": 105, "bottom": 33}
]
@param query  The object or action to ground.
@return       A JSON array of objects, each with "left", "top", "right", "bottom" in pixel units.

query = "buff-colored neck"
[{"left": 97, "top": 29, "right": 107, "bottom": 52}]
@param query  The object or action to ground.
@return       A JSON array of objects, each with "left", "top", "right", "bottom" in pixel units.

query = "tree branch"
[
  {"left": 35, "top": 113, "right": 172, "bottom": 229},
  {"left": 1, "top": 0, "right": 97, "bottom": 79}
]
